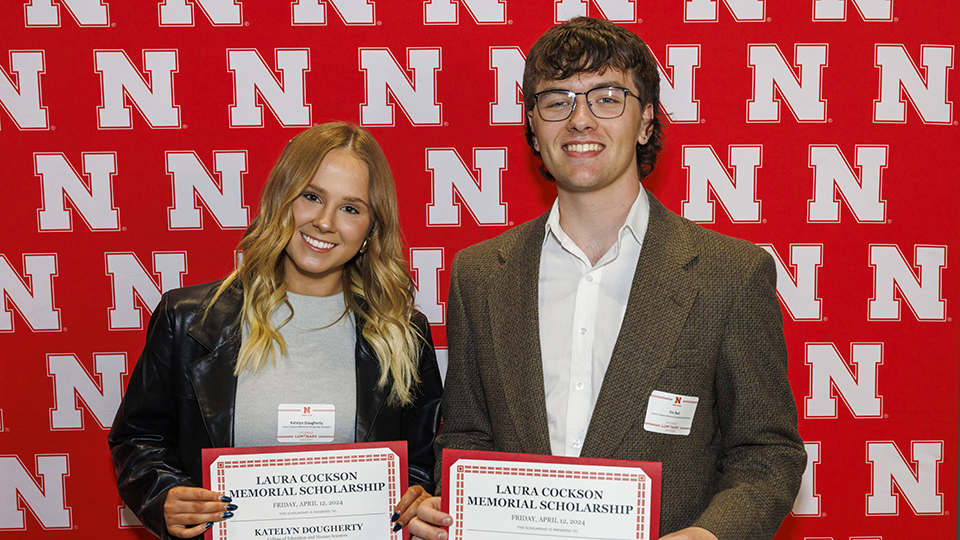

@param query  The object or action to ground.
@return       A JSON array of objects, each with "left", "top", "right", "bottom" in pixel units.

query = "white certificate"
[
  {"left": 203, "top": 442, "right": 407, "bottom": 540},
  {"left": 442, "top": 449, "right": 661, "bottom": 540}
]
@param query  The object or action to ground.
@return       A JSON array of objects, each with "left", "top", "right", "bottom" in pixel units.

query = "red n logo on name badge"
[
  {"left": 674, "top": 397, "right": 683, "bottom": 405},
  {"left": 303, "top": 406, "right": 310, "bottom": 413}
]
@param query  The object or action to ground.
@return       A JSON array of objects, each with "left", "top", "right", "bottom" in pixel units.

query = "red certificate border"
[
  {"left": 441, "top": 449, "right": 660, "bottom": 540},
  {"left": 201, "top": 441, "right": 408, "bottom": 540}
]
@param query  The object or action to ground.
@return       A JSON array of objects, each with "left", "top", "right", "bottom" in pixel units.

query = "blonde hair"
[{"left": 209, "top": 123, "right": 422, "bottom": 406}]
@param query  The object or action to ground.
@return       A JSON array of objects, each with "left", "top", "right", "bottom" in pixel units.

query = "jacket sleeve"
[
  {"left": 691, "top": 250, "right": 807, "bottom": 540},
  {"left": 107, "top": 292, "right": 198, "bottom": 540},
  {"left": 432, "top": 252, "right": 498, "bottom": 493},
  {"left": 402, "top": 312, "right": 444, "bottom": 493}
]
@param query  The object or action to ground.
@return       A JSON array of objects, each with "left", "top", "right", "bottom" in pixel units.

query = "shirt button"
[
  {"left": 575, "top": 381, "right": 584, "bottom": 391},
  {"left": 573, "top": 439, "right": 583, "bottom": 449},
  {"left": 585, "top": 274, "right": 594, "bottom": 283},
  {"left": 579, "top": 327, "right": 587, "bottom": 335}
]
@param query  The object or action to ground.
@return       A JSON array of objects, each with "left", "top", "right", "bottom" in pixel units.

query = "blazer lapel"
[
  {"left": 185, "top": 282, "right": 242, "bottom": 449},
  {"left": 486, "top": 215, "right": 553, "bottom": 455},
  {"left": 582, "top": 194, "right": 700, "bottom": 458}
]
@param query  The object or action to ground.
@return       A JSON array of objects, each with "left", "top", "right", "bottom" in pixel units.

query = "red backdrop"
[{"left": 2, "top": 1, "right": 957, "bottom": 539}]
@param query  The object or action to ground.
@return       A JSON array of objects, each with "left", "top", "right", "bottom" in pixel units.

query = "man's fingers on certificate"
[
  {"left": 164, "top": 486, "right": 236, "bottom": 537},
  {"left": 659, "top": 526, "right": 719, "bottom": 540},
  {"left": 409, "top": 496, "right": 452, "bottom": 540},
  {"left": 392, "top": 485, "right": 430, "bottom": 529}
]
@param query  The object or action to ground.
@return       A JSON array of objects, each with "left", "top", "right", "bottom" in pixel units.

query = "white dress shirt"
[{"left": 538, "top": 190, "right": 649, "bottom": 457}]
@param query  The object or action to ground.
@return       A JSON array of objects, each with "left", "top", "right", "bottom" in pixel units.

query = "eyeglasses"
[{"left": 532, "top": 86, "right": 641, "bottom": 122}]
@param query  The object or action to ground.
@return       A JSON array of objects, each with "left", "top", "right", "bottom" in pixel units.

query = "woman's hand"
[
  {"left": 391, "top": 485, "right": 432, "bottom": 531},
  {"left": 164, "top": 486, "right": 236, "bottom": 538}
]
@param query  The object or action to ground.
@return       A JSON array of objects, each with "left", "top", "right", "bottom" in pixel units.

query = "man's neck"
[{"left": 556, "top": 181, "right": 641, "bottom": 266}]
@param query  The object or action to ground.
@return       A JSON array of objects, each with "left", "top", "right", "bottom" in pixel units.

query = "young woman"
[{"left": 108, "top": 123, "right": 441, "bottom": 539}]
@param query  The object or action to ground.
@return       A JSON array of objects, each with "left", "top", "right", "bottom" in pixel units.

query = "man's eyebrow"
[{"left": 541, "top": 81, "right": 626, "bottom": 91}]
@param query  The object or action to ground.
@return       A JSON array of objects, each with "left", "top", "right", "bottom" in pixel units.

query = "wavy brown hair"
[
  {"left": 522, "top": 17, "right": 664, "bottom": 180},
  {"left": 209, "top": 122, "right": 422, "bottom": 406}
]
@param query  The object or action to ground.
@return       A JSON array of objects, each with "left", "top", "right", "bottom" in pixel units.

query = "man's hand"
[
  {"left": 659, "top": 526, "right": 718, "bottom": 540},
  {"left": 163, "top": 486, "right": 235, "bottom": 538},
  {"left": 391, "top": 485, "right": 431, "bottom": 531},
  {"left": 408, "top": 496, "right": 452, "bottom": 540}
]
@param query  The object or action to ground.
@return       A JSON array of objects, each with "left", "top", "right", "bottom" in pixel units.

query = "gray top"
[{"left": 234, "top": 291, "right": 357, "bottom": 447}]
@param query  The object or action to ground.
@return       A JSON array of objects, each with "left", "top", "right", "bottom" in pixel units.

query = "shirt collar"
[
  {"left": 542, "top": 189, "right": 650, "bottom": 266},
  {"left": 543, "top": 189, "right": 649, "bottom": 245}
]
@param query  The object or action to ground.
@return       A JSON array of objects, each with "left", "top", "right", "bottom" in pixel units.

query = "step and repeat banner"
[{"left": 1, "top": 1, "right": 957, "bottom": 539}]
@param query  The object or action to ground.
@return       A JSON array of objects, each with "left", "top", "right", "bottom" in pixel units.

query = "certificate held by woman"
[{"left": 202, "top": 441, "right": 409, "bottom": 540}]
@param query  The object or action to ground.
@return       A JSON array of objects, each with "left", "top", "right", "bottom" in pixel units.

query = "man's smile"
[{"left": 562, "top": 142, "right": 604, "bottom": 153}]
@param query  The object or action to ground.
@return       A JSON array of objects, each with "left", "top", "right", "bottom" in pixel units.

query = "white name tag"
[
  {"left": 643, "top": 390, "right": 699, "bottom": 436},
  {"left": 277, "top": 403, "right": 335, "bottom": 443}
]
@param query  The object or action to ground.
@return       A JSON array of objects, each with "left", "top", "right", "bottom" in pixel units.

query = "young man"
[{"left": 409, "top": 17, "right": 805, "bottom": 540}]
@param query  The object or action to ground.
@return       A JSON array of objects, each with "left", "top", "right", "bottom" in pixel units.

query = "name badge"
[
  {"left": 277, "top": 404, "right": 335, "bottom": 443},
  {"left": 643, "top": 390, "right": 698, "bottom": 436}
]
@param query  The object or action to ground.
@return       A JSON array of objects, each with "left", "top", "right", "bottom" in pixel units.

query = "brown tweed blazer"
[{"left": 437, "top": 192, "right": 806, "bottom": 540}]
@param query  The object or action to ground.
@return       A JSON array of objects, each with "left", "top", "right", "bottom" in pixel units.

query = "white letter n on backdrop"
[
  {"left": 805, "top": 342, "right": 882, "bottom": 418},
  {"left": 292, "top": 0, "right": 376, "bottom": 25},
  {"left": 684, "top": 0, "right": 765, "bottom": 22},
  {"left": 807, "top": 145, "right": 887, "bottom": 223},
  {"left": 95, "top": 49, "right": 180, "bottom": 129},
  {"left": 410, "top": 248, "right": 445, "bottom": 325},
  {"left": 867, "top": 441, "right": 943, "bottom": 515},
  {"left": 489, "top": 47, "right": 524, "bottom": 125},
  {"left": 555, "top": 0, "right": 637, "bottom": 23},
  {"left": 874, "top": 45, "right": 954, "bottom": 124},
  {"left": 426, "top": 148, "right": 507, "bottom": 226},
  {"left": 747, "top": 44, "right": 827, "bottom": 122},
  {"left": 36, "top": 152, "right": 120, "bottom": 231},
  {"left": 0, "top": 456, "right": 71, "bottom": 529},
  {"left": 167, "top": 151, "right": 249, "bottom": 229},
  {"left": 681, "top": 145, "right": 761, "bottom": 223},
  {"left": 159, "top": 0, "right": 243, "bottom": 26},
  {"left": 657, "top": 45, "right": 700, "bottom": 123},
  {"left": 868, "top": 245, "right": 947, "bottom": 321},
  {"left": 47, "top": 353, "right": 127, "bottom": 430},
  {"left": 227, "top": 49, "right": 311, "bottom": 127},
  {"left": 359, "top": 48, "right": 442, "bottom": 126},
  {"left": 105, "top": 252, "right": 186, "bottom": 330},
  {"left": 758, "top": 244, "right": 822, "bottom": 321},
  {"left": 424, "top": 0, "right": 507, "bottom": 24},
  {"left": 0, "top": 51, "right": 48, "bottom": 130},
  {"left": 813, "top": 0, "right": 893, "bottom": 21},
  {"left": 25, "top": 0, "right": 109, "bottom": 26},
  {"left": 0, "top": 254, "right": 60, "bottom": 332}
]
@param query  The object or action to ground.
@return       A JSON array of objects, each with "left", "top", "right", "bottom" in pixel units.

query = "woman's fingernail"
[
  {"left": 392, "top": 522, "right": 402, "bottom": 532},
  {"left": 220, "top": 496, "right": 233, "bottom": 503},
  {"left": 390, "top": 512, "right": 400, "bottom": 522},
  {"left": 205, "top": 522, "right": 213, "bottom": 530},
  {"left": 222, "top": 511, "right": 234, "bottom": 519},
  {"left": 226, "top": 504, "right": 238, "bottom": 511}
]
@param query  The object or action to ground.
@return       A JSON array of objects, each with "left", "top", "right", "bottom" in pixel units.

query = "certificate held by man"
[
  {"left": 202, "top": 441, "right": 407, "bottom": 540},
  {"left": 442, "top": 449, "right": 661, "bottom": 540}
]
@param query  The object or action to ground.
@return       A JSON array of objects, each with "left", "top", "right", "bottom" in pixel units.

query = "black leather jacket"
[{"left": 107, "top": 280, "right": 442, "bottom": 539}]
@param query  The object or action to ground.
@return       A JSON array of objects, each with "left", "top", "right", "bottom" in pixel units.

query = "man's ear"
[{"left": 638, "top": 104, "right": 654, "bottom": 144}]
